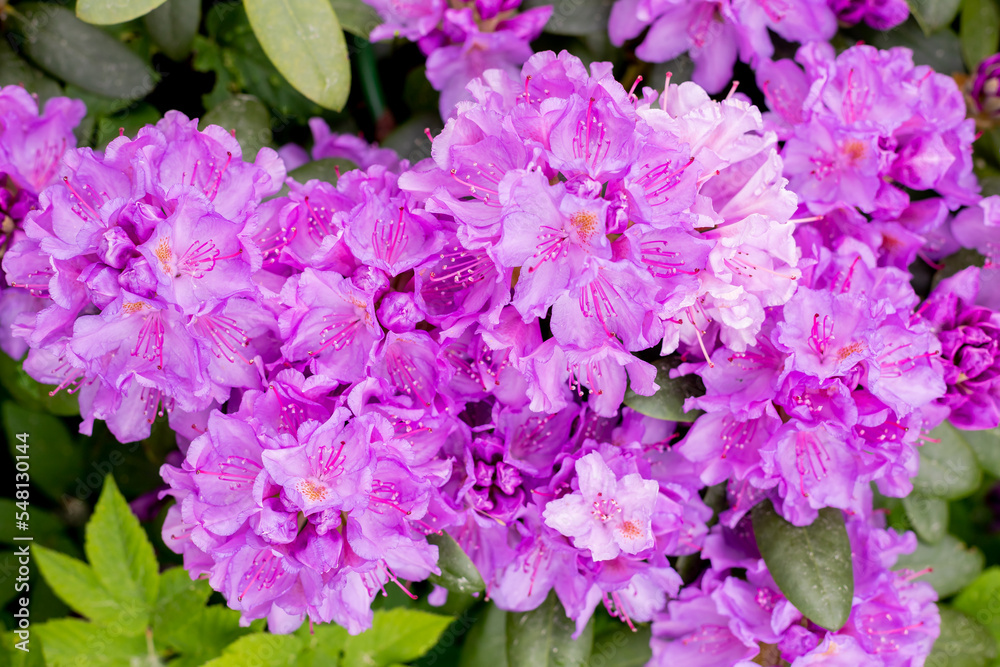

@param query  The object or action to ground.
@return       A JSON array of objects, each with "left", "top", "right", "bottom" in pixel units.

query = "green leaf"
[
  {"left": 7, "top": 4, "right": 156, "bottom": 100},
  {"left": 297, "top": 622, "right": 349, "bottom": 667},
  {"left": 243, "top": 0, "right": 351, "bottom": 110},
  {"left": 961, "top": 427, "right": 1000, "bottom": 478},
  {"left": 0, "top": 353, "right": 79, "bottom": 416},
  {"left": 751, "top": 501, "right": 853, "bottom": 631},
  {"left": 93, "top": 102, "right": 162, "bottom": 149},
  {"left": 623, "top": 357, "right": 704, "bottom": 422},
  {"left": 83, "top": 476, "right": 159, "bottom": 631},
  {"left": 903, "top": 493, "right": 950, "bottom": 544},
  {"left": 586, "top": 623, "right": 651, "bottom": 667},
  {"left": 32, "top": 544, "right": 125, "bottom": 627},
  {"left": 460, "top": 604, "right": 508, "bottom": 667},
  {"left": 913, "top": 422, "right": 982, "bottom": 500},
  {"left": 202, "top": 633, "right": 304, "bottom": 667},
  {"left": 288, "top": 157, "right": 357, "bottom": 184},
  {"left": 0, "top": 40, "right": 63, "bottom": 104},
  {"left": 151, "top": 568, "right": 216, "bottom": 652},
  {"left": 2, "top": 402, "right": 83, "bottom": 500},
  {"left": 507, "top": 592, "right": 593, "bottom": 667},
  {"left": 929, "top": 608, "right": 998, "bottom": 667},
  {"left": 427, "top": 532, "right": 486, "bottom": 595},
  {"left": 35, "top": 619, "right": 148, "bottom": 665},
  {"left": 869, "top": 20, "right": 965, "bottom": 74},
  {"left": 909, "top": 0, "right": 963, "bottom": 32},
  {"left": 895, "top": 535, "right": 984, "bottom": 597},
  {"left": 954, "top": 568, "right": 1000, "bottom": 644},
  {"left": 144, "top": 0, "right": 200, "bottom": 60},
  {"left": 933, "top": 248, "right": 988, "bottom": 289},
  {"left": 2, "top": 630, "right": 47, "bottom": 667},
  {"left": 342, "top": 608, "right": 454, "bottom": 666},
  {"left": 0, "top": 500, "right": 64, "bottom": 547},
  {"left": 201, "top": 94, "right": 272, "bottom": 158},
  {"left": 329, "top": 0, "right": 381, "bottom": 38},
  {"left": 962, "top": 0, "right": 1000, "bottom": 70},
  {"left": 523, "top": 0, "right": 614, "bottom": 36},
  {"left": 76, "top": 0, "right": 168, "bottom": 25}
]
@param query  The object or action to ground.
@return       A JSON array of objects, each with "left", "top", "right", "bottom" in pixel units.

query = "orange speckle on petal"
[
  {"left": 571, "top": 210, "right": 597, "bottom": 242},
  {"left": 618, "top": 520, "right": 642, "bottom": 539},
  {"left": 836, "top": 340, "right": 867, "bottom": 362},
  {"left": 296, "top": 479, "right": 329, "bottom": 503}
]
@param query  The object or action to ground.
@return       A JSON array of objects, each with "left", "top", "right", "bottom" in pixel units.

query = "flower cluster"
[{"left": 364, "top": 0, "right": 552, "bottom": 118}]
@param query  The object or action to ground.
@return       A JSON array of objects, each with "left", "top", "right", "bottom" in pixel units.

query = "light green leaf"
[
  {"left": 751, "top": 502, "right": 853, "bottom": 631},
  {"left": 961, "top": 0, "right": 1000, "bottom": 70},
  {"left": 903, "top": 493, "right": 950, "bottom": 544},
  {"left": 895, "top": 535, "right": 984, "bottom": 598},
  {"left": 297, "top": 622, "right": 349, "bottom": 667},
  {"left": 507, "top": 592, "right": 593, "bottom": 667},
  {"left": 7, "top": 4, "right": 155, "bottom": 100},
  {"left": 909, "top": 0, "right": 963, "bottom": 32},
  {"left": 523, "top": 0, "right": 614, "bottom": 36},
  {"left": 929, "top": 608, "right": 998, "bottom": 667},
  {"left": 202, "top": 633, "right": 304, "bottom": 667},
  {"left": 954, "top": 568, "right": 1000, "bottom": 645},
  {"left": 201, "top": 94, "right": 272, "bottom": 158},
  {"left": 84, "top": 476, "right": 159, "bottom": 628},
  {"left": 151, "top": 567, "right": 214, "bottom": 651},
  {"left": 329, "top": 0, "right": 381, "bottom": 37},
  {"left": 913, "top": 421, "right": 982, "bottom": 500},
  {"left": 460, "top": 604, "right": 508, "bottom": 667},
  {"left": 243, "top": 0, "right": 351, "bottom": 110},
  {"left": 2, "top": 629, "right": 47, "bottom": 667},
  {"left": 32, "top": 544, "right": 126, "bottom": 627},
  {"left": 34, "top": 618, "right": 147, "bottom": 666},
  {"left": 144, "top": 0, "right": 200, "bottom": 60},
  {"left": 342, "top": 608, "right": 454, "bottom": 666},
  {"left": 427, "top": 532, "right": 486, "bottom": 595},
  {"left": 161, "top": 606, "right": 253, "bottom": 663},
  {"left": 2, "top": 402, "right": 83, "bottom": 501},
  {"left": 623, "top": 358, "right": 704, "bottom": 422},
  {"left": 76, "top": 0, "right": 168, "bottom": 25},
  {"left": 961, "top": 427, "right": 1000, "bottom": 478}
]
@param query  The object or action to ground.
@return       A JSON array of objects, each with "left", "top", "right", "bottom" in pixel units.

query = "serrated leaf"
[
  {"left": 523, "top": 0, "right": 614, "bottom": 36},
  {"left": 2, "top": 402, "right": 83, "bottom": 500},
  {"left": 954, "top": 568, "right": 1000, "bottom": 645},
  {"left": 202, "top": 633, "right": 303, "bottom": 667},
  {"left": 244, "top": 0, "right": 351, "bottom": 110},
  {"left": 329, "top": 0, "right": 381, "bottom": 37},
  {"left": 83, "top": 476, "right": 158, "bottom": 631},
  {"left": 895, "top": 535, "right": 984, "bottom": 597},
  {"left": 962, "top": 0, "right": 1000, "bottom": 70},
  {"left": 460, "top": 604, "right": 508, "bottom": 667},
  {"left": 151, "top": 567, "right": 214, "bottom": 650},
  {"left": 930, "top": 608, "right": 998, "bottom": 667},
  {"left": 32, "top": 544, "right": 125, "bottom": 627},
  {"left": 961, "top": 427, "right": 1000, "bottom": 478},
  {"left": 35, "top": 618, "right": 147, "bottom": 665},
  {"left": 913, "top": 422, "right": 982, "bottom": 500},
  {"left": 342, "top": 608, "right": 454, "bottom": 666},
  {"left": 144, "top": 0, "right": 200, "bottom": 60},
  {"left": 427, "top": 532, "right": 485, "bottom": 595},
  {"left": 507, "top": 592, "right": 593, "bottom": 667},
  {"left": 201, "top": 94, "right": 272, "bottom": 158},
  {"left": 0, "top": 353, "right": 78, "bottom": 416},
  {"left": 161, "top": 605, "right": 252, "bottom": 662},
  {"left": 7, "top": 4, "right": 155, "bottom": 100},
  {"left": 623, "top": 357, "right": 704, "bottom": 422},
  {"left": 76, "top": 0, "right": 168, "bottom": 25},
  {"left": 751, "top": 502, "right": 853, "bottom": 631},
  {"left": 909, "top": 0, "right": 963, "bottom": 32},
  {"left": 903, "top": 493, "right": 949, "bottom": 544}
]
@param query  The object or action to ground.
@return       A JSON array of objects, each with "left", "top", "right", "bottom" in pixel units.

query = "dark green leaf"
[
  {"left": 244, "top": 0, "right": 351, "bottom": 110},
  {"left": 342, "top": 608, "right": 454, "bottom": 666},
  {"left": 427, "top": 532, "right": 486, "bottom": 595},
  {"left": 329, "top": 0, "right": 382, "bottom": 38},
  {"left": 7, "top": 4, "right": 156, "bottom": 100},
  {"left": 32, "top": 544, "right": 126, "bottom": 627},
  {"left": 288, "top": 157, "right": 356, "bottom": 184},
  {"left": 0, "top": 500, "right": 64, "bottom": 548},
  {"left": 201, "top": 94, "right": 272, "bottom": 158},
  {"left": 507, "top": 592, "right": 593, "bottom": 667},
  {"left": 961, "top": 0, "right": 1000, "bottom": 70},
  {"left": 0, "top": 41, "right": 63, "bottom": 103},
  {"left": 933, "top": 248, "right": 988, "bottom": 289},
  {"left": 202, "top": 633, "right": 304, "bottom": 666},
  {"left": 586, "top": 623, "right": 651, "bottom": 667},
  {"left": 912, "top": 422, "right": 982, "bottom": 500},
  {"left": 869, "top": 20, "right": 965, "bottom": 73},
  {"left": 35, "top": 618, "right": 147, "bottom": 665},
  {"left": 909, "top": 0, "right": 963, "bottom": 32},
  {"left": 903, "top": 493, "right": 949, "bottom": 544},
  {"left": 83, "top": 476, "right": 158, "bottom": 631},
  {"left": 0, "top": 353, "right": 79, "bottom": 416},
  {"left": 751, "top": 501, "right": 853, "bottom": 631},
  {"left": 928, "top": 608, "right": 998, "bottom": 667},
  {"left": 623, "top": 357, "right": 704, "bottom": 422},
  {"left": 2, "top": 402, "right": 83, "bottom": 500},
  {"left": 76, "top": 0, "right": 168, "bottom": 25},
  {"left": 144, "top": 0, "right": 200, "bottom": 60},
  {"left": 383, "top": 112, "right": 440, "bottom": 164},
  {"left": 953, "top": 568, "right": 1000, "bottom": 644},
  {"left": 93, "top": 102, "right": 161, "bottom": 149},
  {"left": 960, "top": 427, "right": 1000, "bottom": 477},
  {"left": 895, "top": 535, "right": 984, "bottom": 597},
  {"left": 460, "top": 604, "right": 508, "bottom": 667},
  {"left": 523, "top": 0, "right": 614, "bottom": 36}
]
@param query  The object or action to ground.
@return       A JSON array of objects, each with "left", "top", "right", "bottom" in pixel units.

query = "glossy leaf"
[
  {"left": 912, "top": 422, "right": 982, "bottom": 500},
  {"left": 909, "top": 0, "right": 963, "bottom": 32},
  {"left": 903, "top": 493, "right": 949, "bottom": 544},
  {"left": 288, "top": 157, "right": 357, "bottom": 184},
  {"left": 870, "top": 20, "right": 965, "bottom": 73},
  {"left": 460, "top": 604, "right": 509, "bottom": 667},
  {"left": 144, "top": 0, "right": 201, "bottom": 60},
  {"left": 524, "top": 0, "right": 614, "bottom": 36},
  {"left": 961, "top": 427, "right": 1000, "bottom": 478},
  {"left": 895, "top": 535, "right": 984, "bottom": 597},
  {"left": 329, "top": 0, "right": 382, "bottom": 37},
  {"left": 587, "top": 622, "right": 651, "bottom": 667},
  {"left": 7, "top": 4, "right": 155, "bottom": 100},
  {"left": 507, "top": 592, "right": 593, "bottom": 667},
  {"left": 243, "top": 0, "right": 351, "bottom": 110},
  {"left": 961, "top": 0, "right": 1000, "bottom": 70},
  {"left": 623, "top": 357, "right": 704, "bottom": 422},
  {"left": 928, "top": 608, "right": 998, "bottom": 667},
  {"left": 342, "top": 608, "right": 454, "bottom": 666},
  {"left": 77, "top": 0, "right": 168, "bottom": 26},
  {"left": 201, "top": 94, "right": 272, "bottom": 158},
  {"left": 751, "top": 501, "right": 853, "bottom": 631},
  {"left": 427, "top": 532, "right": 486, "bottom": 594}
]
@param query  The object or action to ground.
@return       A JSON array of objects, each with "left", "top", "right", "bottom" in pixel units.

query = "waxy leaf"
[
  {"left": 144, "top": 0, "right": 201, "bottom": 60},
  {"left": 460, "top": 604, "right": 509, "bottom": 667},
  {"left": 428, "top": 532, "right": 486, "bottom": 595},
  {"left": 77, "top": 0, "right": 167, "bottom": 25},
  {"left": 961, "top": 0, "right": 1000, "bottom": 70},
  {"left": 895, "top": 535, "right": 984, "bottom": 597},
  {"left": 201, "top": 94, "right": 272, "bottom": 158},
  {"left": 288, "top": 157, "right": 358, "bottom": 185},
  {"left": 912, "top": 422, "right": 982, "bottom": 500},
  {"left": 928, "top": 608, "right": 998, "bottom": 667},
  {"left": 909, "top": 0, "right": 963, "bottom": 33},
  {"left": 243, "top": 0, "right": 351, "bottom": 110},
  {"left": 524, "top": 0, "right": 614, "bottom": 36},
  {"left": 752, "top": 501, "right": 853, "bottom": 631},
  {"left": 623, "top": 357, "right": 704, "bottom": 422},
  {"left": 8, "top": 4, "right": 155, "bottom": 100},
  {"left": 961, "top": 427, "right": 1000, "bottom": 478},
  {"left": 903, "top": 493, "right": 949, "bottom": 544},
  {"left": 507, "top": 592, "right": 593, "bottom": 667}
]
